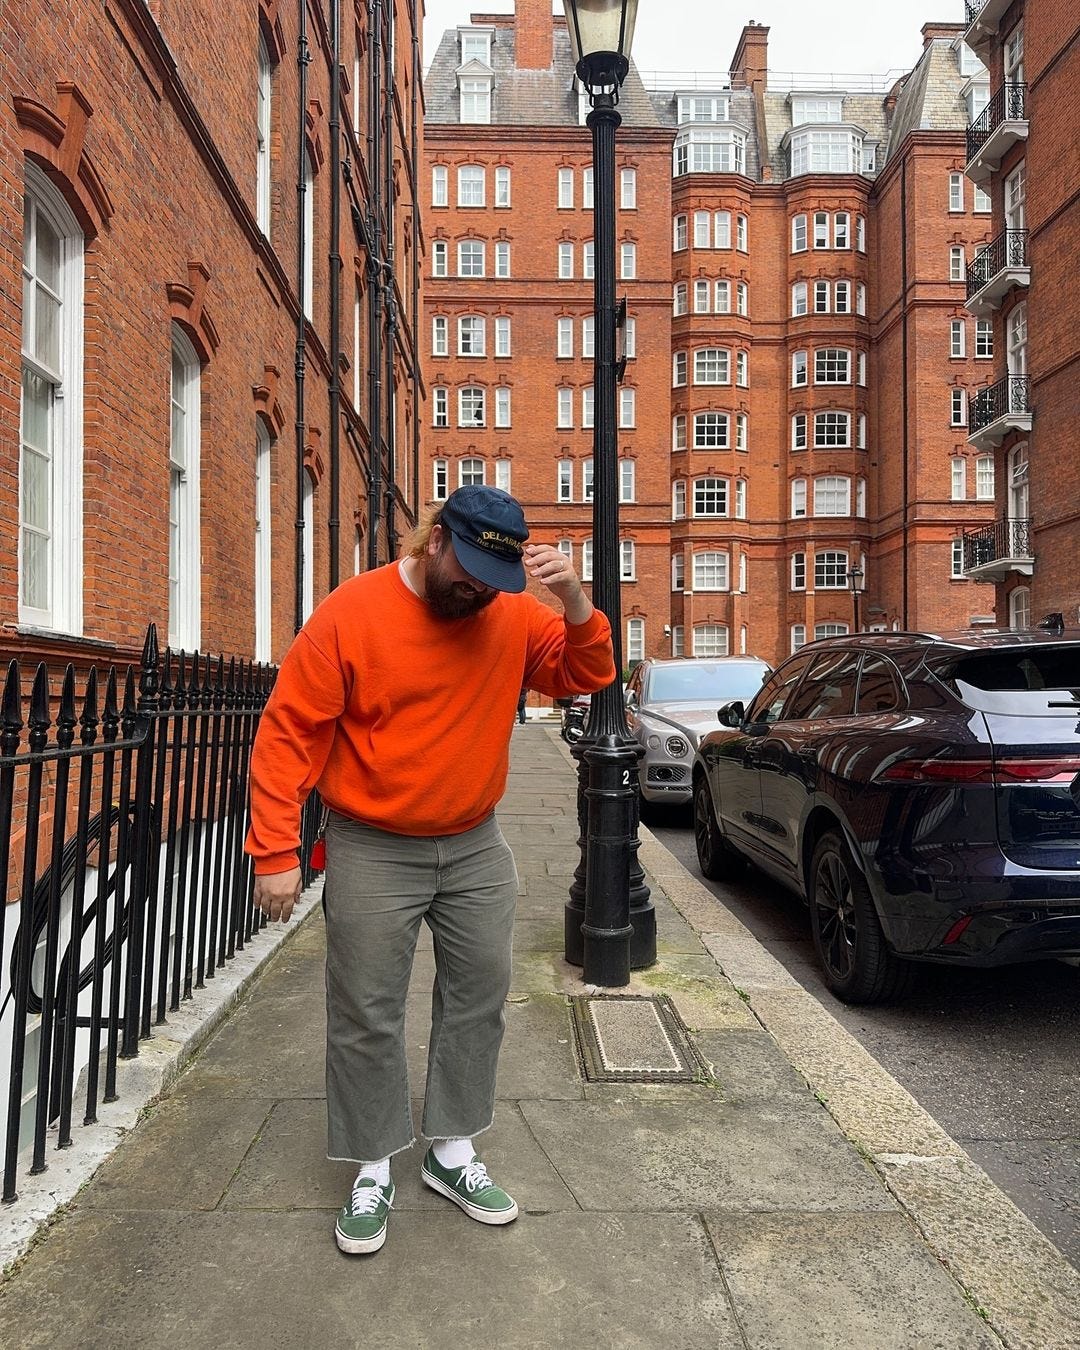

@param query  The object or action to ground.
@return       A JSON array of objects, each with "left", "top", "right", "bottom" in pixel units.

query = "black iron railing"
[
  {"left": 962, "top": 516, "right": 1033, "bottom": 571},
  {"left": 966, "top": 228, "right": 1029, "bottom": 301},
  {"left": 964, "top": 0, "right": 983, "bottom": 24},
  {"left": 0, "top": 624, "right": 321, "bottom": 1203},
  {"left": 967, "top": 83, "right": 1027, "bottom": 164},
  {"left": 969, "top": 374, "right": 1031, "bottom": 434}
]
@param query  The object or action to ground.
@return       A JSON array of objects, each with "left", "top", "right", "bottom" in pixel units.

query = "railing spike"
[
  {"left": 1, "top": 661, "right": 23, "bottom": 756},
  {"left": 80, "top": 666, "right": 100, "bottom": 744},
  {"left": 213, "top": 654, "right": 226, "bottom": 710},
  {"left": 138, "top": 623, "right": 161, "bottom": 712},
  {"left": 121, "top": 666, "right": 138, "bottom": 735},
  {"left": 102, "top": 665, "right": 120, "bottom": 738},
  {"left": 57, "top": 665, "right": 78, "bottom": 750},
  {"left": 28, "top": 664, "right": 51, "bottom": 752}
]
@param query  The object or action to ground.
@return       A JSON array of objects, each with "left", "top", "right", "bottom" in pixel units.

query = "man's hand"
[
  {"left": 524, "top": 544, "right": 593, "bottom": 624},
  {"left": 254, "top": 867, "right": 303, "bottom": 923}
]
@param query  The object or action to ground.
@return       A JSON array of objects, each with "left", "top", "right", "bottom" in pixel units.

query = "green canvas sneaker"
[
  {"left": 420, "top": 1149, "right": 518, "bottom": 1225},
  {"left": 335, "top": 1176, "right": 395, "bottom": 1254}
]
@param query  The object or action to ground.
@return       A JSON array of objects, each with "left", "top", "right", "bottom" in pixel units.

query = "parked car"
[
  {"left": 691, "top": 630, "right": 1080, "bottom": 1004},
  {"left": 625, "top": 656, "right": 770, "bottom": 809}
]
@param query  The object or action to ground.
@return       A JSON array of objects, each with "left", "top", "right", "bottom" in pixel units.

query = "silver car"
[{"left": 625, "top": 657, "right": 770, "bottom": 809}]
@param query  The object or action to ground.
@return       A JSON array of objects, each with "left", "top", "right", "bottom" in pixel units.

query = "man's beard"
[{"left": 423, "top": 548, "right": 498, "bottom": 620}]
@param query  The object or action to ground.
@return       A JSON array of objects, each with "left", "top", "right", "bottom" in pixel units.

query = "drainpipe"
[
  {"left": 328, "top": 0, "right": 342, "bottom": 590},
  {"left": 366, "top": 0, "right": 384, "bottom": 570},
  {"left": 383, "top": 6, "right": 397, "bottom": 554},
  {"left": 294, "top": 1, "right": 311, "bottom": 634},
  {"left": 411, "top": 14, "right": 421, "bottom": 523},
  {"left": 900, "top": 157, "right": 910, "bottom": 628}
]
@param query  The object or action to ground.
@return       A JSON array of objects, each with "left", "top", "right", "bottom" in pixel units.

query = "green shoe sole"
[{"left": 421, "top": 1163, "right": 519, "bottom": 1225}]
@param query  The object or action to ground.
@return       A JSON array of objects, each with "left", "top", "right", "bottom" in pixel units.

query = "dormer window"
[
  {"left": 674, "top": 127, "right": 745, "bottom": 176},
  {"left": 459, "top": 75, "right": 492, "bottom": 124},
  {"left": 788, "top": 128, "right": 863, "bottom": 175},
  {"left": 791, "top": 96, "right": 843, "bottom": 125},
  {"left": 677, "top": 95, "right": 730, "bottom": 123},
  {"left": 459, "top": 27, "right": 492, "bottom": 65}
]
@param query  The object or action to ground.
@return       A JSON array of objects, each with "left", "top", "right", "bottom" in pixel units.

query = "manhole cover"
[{"left": 571, "top": 994, "right": 706, "bottom": 1083}]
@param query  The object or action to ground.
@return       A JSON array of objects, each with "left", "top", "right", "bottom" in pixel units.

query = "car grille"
[{"left": 647, "top": 764, "right": 688, "bottom": 784}]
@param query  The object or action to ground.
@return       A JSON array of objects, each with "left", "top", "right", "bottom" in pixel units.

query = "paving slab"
[
  {"left": 704, "top": 1211, "right": 1001, "bottom": 1349},
  {"left": 520, "top": 1099, "right": 894, "bottom": 1213},
  {"left": 0, "top": 1208, "right": 742, "bottom": 1350},
  {"left": 695, "top": 1028, "right": 814, "bottom": 1104},
  {"left": 220, "top": 1098, "right": 579, "bottom": 1215},
  {"left": 78, "top": 1094, "right": 274, "bottom": 1212}
]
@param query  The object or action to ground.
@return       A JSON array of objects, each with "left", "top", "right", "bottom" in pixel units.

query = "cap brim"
[{"left": 449, "top": 531, "right": 526, "bottom": 594}]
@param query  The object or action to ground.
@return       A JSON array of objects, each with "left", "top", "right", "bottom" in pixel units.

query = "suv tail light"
[{"left": 877, "top": 755, "right": 1080, "bottom": 786}]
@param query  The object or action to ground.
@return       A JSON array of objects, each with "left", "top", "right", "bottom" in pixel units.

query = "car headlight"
[{"left": 665, "top": 735, "right": 690, "bottom": 758}]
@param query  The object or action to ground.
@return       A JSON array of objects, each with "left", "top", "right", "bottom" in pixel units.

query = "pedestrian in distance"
[
  {"left": 246, "top": 484, "right": 615, "bottom": 1255},
  {"left": 516, "top": 686, "right": 528, "bottom": 724}
]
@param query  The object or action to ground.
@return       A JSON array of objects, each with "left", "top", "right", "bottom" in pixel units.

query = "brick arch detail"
[
  {"left": 259, "top": 0, "right": 287, "bottom": 63},
  {"left": 305, "top": 99, "right": 326, "bottom": 171},
  {"left": 304, "top": 426, "right": 325, "bottom": 484},
  {"left": 14, "top": 83, "right": 114, "bottom": 236},
  {"left": 167, "top": 261, "right": 220, "bottom": 362},
  {"left": 253, "top": 364, "right": 287, "bottom": 436}
]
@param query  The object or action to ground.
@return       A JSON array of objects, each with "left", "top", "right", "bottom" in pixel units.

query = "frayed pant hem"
[
  {"left": 421, "top": 1116, "right": 495, "bottom": 1143},
  {"left": 326, "top": 1136, "right": 417, "bottom": 1165}
]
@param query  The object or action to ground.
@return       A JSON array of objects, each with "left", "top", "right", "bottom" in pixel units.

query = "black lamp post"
[
  {"left": 847, "top": 564, "right": 864, "bottom": 633},
  {"left": 560, "top": 0, "right": 655, "bottom": 986}
]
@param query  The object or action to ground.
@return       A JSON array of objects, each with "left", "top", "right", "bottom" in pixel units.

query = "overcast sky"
[{"left": 422, "top": 1, "right": 954, "bottom": 82}]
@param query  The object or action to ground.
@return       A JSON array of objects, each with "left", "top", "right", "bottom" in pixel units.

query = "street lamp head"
[
  {"left": 560, "top": 0, "right": 638, "bottom": 97},
  {"left": 847, "top": 565, "right": 864, "bottom": 593}
]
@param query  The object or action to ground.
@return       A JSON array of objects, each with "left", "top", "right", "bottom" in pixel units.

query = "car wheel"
[
  {"left": 693, "top": 776, "right": 745, "bottom": 882},
  {"left": 808, "top": 831, "right": 915, "bottom": 1005}
]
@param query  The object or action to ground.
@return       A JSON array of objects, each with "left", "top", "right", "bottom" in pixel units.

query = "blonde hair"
[{"left": 403, "top": 505, "right": 445, "bottom": 559}]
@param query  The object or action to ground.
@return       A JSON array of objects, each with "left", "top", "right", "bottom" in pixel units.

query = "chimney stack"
[
  {"left": 730, "top": 21, "right": 769, "bottom": 90},
  {"left": 921, "top": 21, "right": 966, "bottom": 49},
  {"left": 515, "top": 0, "right": 555, "bottom": 70}
]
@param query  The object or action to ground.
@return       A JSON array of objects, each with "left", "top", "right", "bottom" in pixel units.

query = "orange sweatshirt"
[{"left": 245, "top": 561, "right": 615, "bottom": 873}]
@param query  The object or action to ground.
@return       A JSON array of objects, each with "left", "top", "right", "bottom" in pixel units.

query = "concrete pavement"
[{"left": 0, "top": 725, "right": 1077, "bottom": 1348}]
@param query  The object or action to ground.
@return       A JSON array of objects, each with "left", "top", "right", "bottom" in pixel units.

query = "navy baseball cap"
[{"left": 439, "top": 485, "right": 529, "bottom": 593}]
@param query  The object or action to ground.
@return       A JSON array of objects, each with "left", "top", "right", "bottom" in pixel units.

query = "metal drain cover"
[{"left": 571, "top": 994, "right": 705, "bottom": 1083}]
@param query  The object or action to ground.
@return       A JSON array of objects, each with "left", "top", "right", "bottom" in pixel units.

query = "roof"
[{"left": 424, "top": 25, "right": 662, "bottom": 129}]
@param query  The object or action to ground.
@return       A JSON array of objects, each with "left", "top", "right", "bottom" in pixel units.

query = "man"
[{"left": 246, "top": 485, "right": 614, "bottom": 1256}]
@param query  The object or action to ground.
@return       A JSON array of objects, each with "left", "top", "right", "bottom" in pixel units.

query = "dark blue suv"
[{"left": 691, "top": 631, "right": 1080, "bottom": 1003}]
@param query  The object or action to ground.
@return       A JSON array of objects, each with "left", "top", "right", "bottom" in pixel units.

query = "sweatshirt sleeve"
[
  {"left": 245, "top": 629, "right": 347, "bottom": 874},
  {"left": 522, "top": 600, "right": 616, "bottom": 698}
]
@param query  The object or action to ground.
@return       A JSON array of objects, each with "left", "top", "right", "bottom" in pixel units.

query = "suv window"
[
  {"left": 948, "top": 647, "right": 1080, "bottom": 691},
  {"left": 745, "top": 655, "right": 813, "bottom": 726},
  {"left": 785, "top": 650, "right": 860, "bottom": 720},
  {"left": 856, "top": 653, "right": 902, "bottom": 714}
]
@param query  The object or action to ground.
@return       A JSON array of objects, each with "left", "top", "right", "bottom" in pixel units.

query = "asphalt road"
[{"left": 646, "top": 804, "right": 1080, "bottom": 1270}]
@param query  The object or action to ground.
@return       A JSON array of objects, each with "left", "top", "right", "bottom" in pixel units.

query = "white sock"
[
  {"left": 432, "top": 1137, "right": 475, "bottom": 1168},
  {"left": 354, "top": 1157, "right": 391, "bottom": 1187}
]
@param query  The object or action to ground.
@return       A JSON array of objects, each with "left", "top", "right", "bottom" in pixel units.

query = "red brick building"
[
  {"left": 423, "top": 6, "right": 1002, "bottom": 666},
  {"left": 962, "top": 0, "right": 1080, "bottom": 628},
  {"left": 2, "top": 0, "right": 422, "bottom": 671}
]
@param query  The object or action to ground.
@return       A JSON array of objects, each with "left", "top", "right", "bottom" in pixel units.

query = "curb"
[
  {"left": 0, "top": 881, "right": 325, "bottom": 1274},
  {"left": 637, "top": 829, "right": 1080, "bottom": 1350}
]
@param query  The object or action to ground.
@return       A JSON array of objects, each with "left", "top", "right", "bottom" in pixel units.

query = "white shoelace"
[
  {"left": 458, "top": 1160, "right": 493, "bottom": 1194},
  {"left": 349, "top": 1179, "right": 393, "bottom": 1215}
]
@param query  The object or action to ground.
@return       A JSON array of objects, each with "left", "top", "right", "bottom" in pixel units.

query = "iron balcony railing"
[
  {"left": 969, "top": 374, "right": 1031, "bottom": 435},
  {"left": 967, "top": 228, "right": 1029, "bottom": 302},
  {"left": 967, "top": 82, "right": 1027, "bottom": 163},
  {"left": 964, "top": 0, "right": 983, "bottom": 24},
  {"left": 0, "top": 623, "right": 322, "bottom": 1203},
  {"left": 962, "top": 516, "right": 1033, "bottom": 571}
]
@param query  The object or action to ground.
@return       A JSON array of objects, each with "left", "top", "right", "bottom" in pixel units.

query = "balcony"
[
  {"left": 962, "top": 516, "right": 1034, "bottom": 579},
  {"left": 964, "top": 0, "right": 1015, "bottom": 63},
  {"left": 966, "top": 84, "right": 1028, "bottom": 183},
  {"left": 966, "top": 229, "right": 1029, "bottom": 316},
  {"left": 968, "top": 374, "right": 1032, "bottom": 449}
]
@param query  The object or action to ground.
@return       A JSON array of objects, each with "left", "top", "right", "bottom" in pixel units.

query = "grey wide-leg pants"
[{"left": 322, "top": 810, "right": 518, "bottom": 1163}]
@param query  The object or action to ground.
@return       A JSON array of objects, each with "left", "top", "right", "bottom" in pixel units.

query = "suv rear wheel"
[
  {"left": 809, "top": 831, "right": 914, "bottom": 1004},
  {"left": 693, "top": 776, "right": 745, "bottom": 882}
]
